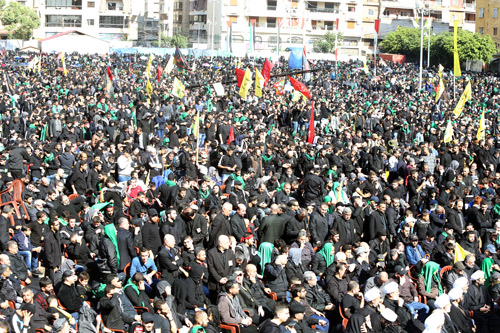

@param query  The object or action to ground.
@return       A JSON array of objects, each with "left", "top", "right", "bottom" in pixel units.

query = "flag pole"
[
  {"left": 195, "top": 110, "right": 200, "bottom": 165},
  {"left": 427, "top": 18, "right": 431, "bottom": 68},
  {"left": 374, "top": 19, "right": 380, "bottom": 77},
  {"left": 418, "top": 4, "right": 424, "bottom": 93},
  {"left": 335, "top": 18, "right": 339, "bottom": 77}
]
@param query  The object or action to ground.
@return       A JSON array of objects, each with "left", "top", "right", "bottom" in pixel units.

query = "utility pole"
[{"left": 418, "top": 2, "right": 424, "bottom": 92}]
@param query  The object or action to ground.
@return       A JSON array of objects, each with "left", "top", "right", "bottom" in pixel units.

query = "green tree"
[
  {"left": 0, "top": 0, "right": 40, "bottom": 40},
  {"left": 431, "top": 30, "right": 497, "bottom": 67},
  {"left": 380, "top": 26, "right": 497, "bottom": 66},
  {"left": 379, "top": 27, "right": 432, "bottom": 62},
  {"left": 313, "top": 31, "right": 343, "bottom": 53},
  {"left": 155, "top": 34, "right": 188, "bottom": 48}
]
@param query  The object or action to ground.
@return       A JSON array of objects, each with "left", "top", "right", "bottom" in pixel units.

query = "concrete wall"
[{"left": 40, "top": 35, "right": 110, "bottom": 54}]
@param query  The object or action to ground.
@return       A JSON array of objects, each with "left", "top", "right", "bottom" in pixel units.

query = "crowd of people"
[{"left": 0, "top": 49, "right": 499, "bottom": 333}]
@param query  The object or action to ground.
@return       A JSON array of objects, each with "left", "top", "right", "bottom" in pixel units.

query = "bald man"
[
  {"left": 259, "top": 204, "right": 286, "bottom": 243},
  {"left": 207, "top": 235, "right": 236, "bottom": 299}
]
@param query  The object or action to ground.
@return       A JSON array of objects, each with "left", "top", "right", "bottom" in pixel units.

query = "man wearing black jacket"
[
  {"left": 57, "top": 270, "right": 83, "bottom": 314},
  {"left": 157, "top": 234, "right": 184, "bottom": 284},
  {"left": 43, "top": 218, "right": 62, "bottom": 281},
  {"left": 99, "top": 284, "right": 139, "bottom": 331},
  {"left": 207, "top": 235, "right": 235, "bottom": 297},
  {"left": 142, "top": 209, "right": 162, "bottom": 256},
  {"left": 8, "top": 142, "right": 30, "bottom": 179},
  {"left": 116, "top": 217, "right": 137, "bottom": 272}
]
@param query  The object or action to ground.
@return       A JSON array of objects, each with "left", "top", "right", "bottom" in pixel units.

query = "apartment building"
[
  {"left": 378, "top": 0, "right": 476, "bottom": 37},
  {"left": 476, "top": 0, "right": 500, "bottom": 50}
]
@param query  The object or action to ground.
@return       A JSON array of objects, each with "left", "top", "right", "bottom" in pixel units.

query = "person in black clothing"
[
  {"left": 299, "top": 167, "right": 325, "bottom": 204},
  {"left": 258, "top": 302, "right": 290, "bottom": 333},
  {"left": 184, "top": 262, "right": 208, "bottom": 310},
  {"left": 124, "top": 272, "right": 154, "bottom": 313},
  {"left": 157, "top": 234, "right": 185, "bottom": 284},
  {"left": 116, "top": 217, "right": 137, "bottom": 272},
  {"left": 142, "top": 208, "right": 162, "bottom": 256},
  {"left": 99, "top": 284, "right": 139, "bottom": 331},
  {"left": 43, "top": 218, "right": 62, "bottom": 282},
  {"left": 8, "top": 142, "right": 30, "bottom": 179},
  {"left": 57, "top": 270, "right": 83, "bottom": 314}
]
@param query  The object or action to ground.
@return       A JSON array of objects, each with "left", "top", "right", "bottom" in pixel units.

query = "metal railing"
[{"left": 309, "top": 8, "right": 339, "bottom": 13}]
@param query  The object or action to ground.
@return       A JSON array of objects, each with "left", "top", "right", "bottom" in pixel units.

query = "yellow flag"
[
  {"left": 193, "top": 110, "right": 200, "bottom": 138},
  {"left": 61, "top": 52, "right": 67, "bottom": 76},
  {"left": 292, "top": 90, "right": 301, "bottom": 101},
  {"left": 172, "top": 77, "right": 185, "bottom": 98},
  {"left": 435, "top": 78, "right": 445, "bottom": 102},
  {"left": 165, "top": 55, "right": 174, "bottom": 74},
  {"left": 146, "top": 79, "right": 153, "bottom": 96},
  {"left": 453, "top": 20, "right": 461, "bottom": 77},
  {"left": 362, "top": 60, "right": 369, "bottom": 74},
  {"left": 443, "top": 120, "right": 453, "bottom": 143},
  {"left": 455, "top": 243, "right": 470, "bottom": 263},
  {"left": 255, "top": 68, "right": 265, "bottom": 98},
  {"left": 146, "top": 54, "right": 153, "bottom": 78},
  {"left": 452, "top": 81, "right": 471, "bottom": 117},
  {"left": 438, "top": 64, "right": 444, "bottom": 79},
  {"left": 425, "top": 18, "right": 432, "bottom": 30},
  {"left": 477, "top": 109, "right": 486, "bottom": 141},
  {"left": 238, "top": 68, "right": 252, "bottom": 99}
]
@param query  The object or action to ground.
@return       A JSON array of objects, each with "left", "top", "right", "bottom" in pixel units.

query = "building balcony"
[
  {"left": 308, "top": 8, "right": 339, "bottom": 14},
  {"left": 381, "top": 0, "right": 416, "bottom": 10}
]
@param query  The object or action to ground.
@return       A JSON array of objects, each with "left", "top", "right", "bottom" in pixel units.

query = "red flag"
[
  {"left": 174, "top": 47, "right": 189, "bottom": 69},
  {"left": 235, "top": 68, "right": 245, "bottom": 88},
  {"left": 106, "top": 66, "right": 113, "bottom": 82},
  {"left": 288, "top": 76, "right": 311, "bottom": 99},
  {"left": 262, "top": 58, "right": 273, "bottom": 86},
  {"left": 228, "top": 126, "right": 235, "bottom": 145},
  {"left": 157, "top": 66, "right": 162, "bottom": 82},
  {"left": 308, "top": 102, "right": 315, "bottom": 144},
  {"left": 56, "top": 52, "right": 63, "bottom": 60}
]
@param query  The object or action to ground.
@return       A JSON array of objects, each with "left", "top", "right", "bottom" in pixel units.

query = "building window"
[
  {"left": 174, "top": 2, "right": 182, "bottom": 11},
  {"left": 45, "top": 15, "right": 82, "bottom": 27},
  {"left": 494, "top": 8, "right": 498, "bottom": 18},
  {"left": 291, "top": 1, "right": 298, "bottom": 8},
  {"left": 479, "top": 27, "right": 483, "bottom": 34},
  {"left": 46, "top": 0, "right": 82, "bottom": 8},
  {"left": 383, "top": 10, "right": 390, "bottom": 16},
  {"left": 347, "top": 21, "right": 355, "bottom": 29},
  {"left": 478, "top": 8, "right": 484, "bottom": 18},
  {"left": 87, "top": 19, "right": 94, "bottom": 25},
  {"left": 495, "top": 28, "right": 498, "bottom": 35},
  {"left": 88, "top": 1, "right": 94, "bottom": 8},
  {"left": 368, "top": 9, "right": 374, "bottom": 15},
  {"left": 99, "top": 15, "right": 128, "bottom": 28},
  {"left": 174, "top": 15, "right": 182, "bottom": 24},
  {"left": 267, "top": 18, "right": 276, "bottom": 28},
  {"left": 307, "top": 1, "right": 317, "bottom": 9},
  {"left": 267, "top": 1, "right": 277, "bottom": 10},
  {"left": 348, "top": 6, "right": 355, "bottom": 12},
  {"left": 230, "top": 0, "right": 238, "bottom": 6},
  {"left": 229, "top": 16, "right": 237, "bottom": 23}
]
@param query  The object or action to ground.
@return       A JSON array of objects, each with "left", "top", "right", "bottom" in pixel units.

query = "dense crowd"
[{"left": 0, "top": 50, "right": 500, "bottom": 333}]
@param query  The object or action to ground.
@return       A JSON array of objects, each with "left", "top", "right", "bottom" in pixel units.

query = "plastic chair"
[
  {"left": 339, "top": 307, "right": 349, "bottom": 332},
  {"left": 220, "top": 323, "right": 239, "bottom": 333},
  {"left": 96, "top": 314, "right": 126, "bottom": 333},
  {"left": 0, "top": 179, "right": 29, "bottom": 221},
  {"left": 68, "top": 194, "right": 79, "bottom": 201},
  {"left": 439, "top": 265, "right": 453, "bottom": 279},
  {"left": 124, "top": 262, "right": 132, "bottom": 278},
  {"left": 134, "top": 306, "right": 149, "bottom": 314},
  {"left": 268, "top": 291, "right": 278, "bottom": 301}
]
